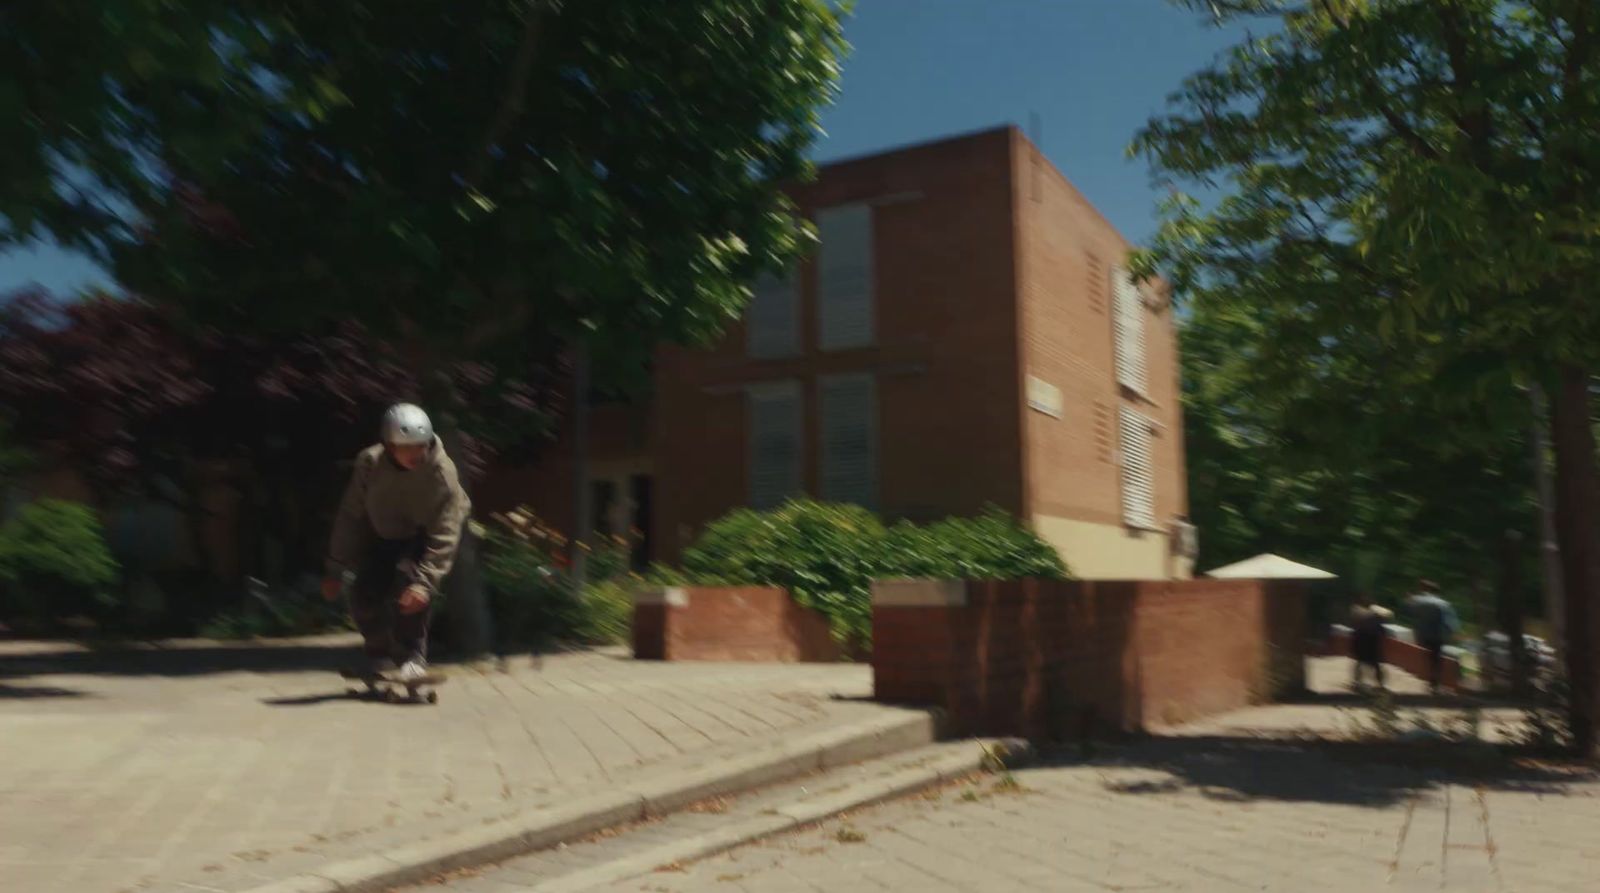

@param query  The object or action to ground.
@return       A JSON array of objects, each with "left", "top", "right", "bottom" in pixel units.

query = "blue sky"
[{"left": 0, "top": 0, "right": 1242, "bottom": 295}]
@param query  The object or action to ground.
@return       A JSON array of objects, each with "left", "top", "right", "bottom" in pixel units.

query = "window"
[
  {"left": 1112, "top": 267, "right": 1147, "bottom": 394},
  {"left": 1118, "top": 406, "right": 1157, "bottom": 530},
  {"left": 819, "top": 374, "right": 877, "bottom": 509},
  {"left": 817, "top": 204, "right": 874, "bottom": 350},
  {"left": 747, "top": 381, "right": 803, "bottom": 509},
  {"left": 746, "top": 270, "right": 798, "bottom": 359}
]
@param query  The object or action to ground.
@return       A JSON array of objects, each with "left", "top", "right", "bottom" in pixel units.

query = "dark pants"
[
  {"left": 1351, "top": 631, "right": 1386, "bottom": 688},
  {"left": 350, "top": 536, "right": 430, "bottom": 664},
  {"left": 1421, "top": 638, "right": 1446, "bottom": 691}
]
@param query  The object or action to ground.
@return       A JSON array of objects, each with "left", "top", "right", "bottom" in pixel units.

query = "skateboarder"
[{"left": 322, "top": 403, "right": 471, "bottom": 683}]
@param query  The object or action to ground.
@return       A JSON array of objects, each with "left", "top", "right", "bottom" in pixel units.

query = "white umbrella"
[{"left": 1204, "top": 553, "right": 1336, "bottom": 580}]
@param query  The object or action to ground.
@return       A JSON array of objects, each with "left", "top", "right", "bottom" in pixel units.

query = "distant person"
[
  {"left": 323, "top": 404, "right": 471, "bottom": 682},
  {"left": 1349, "top": 594, "right": 1392, "bottom": 691},
  {"left": 1405, "top": 580, "right": 1460, "bottom": 693}
]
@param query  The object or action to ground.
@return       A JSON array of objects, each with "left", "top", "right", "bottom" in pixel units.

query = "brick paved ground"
[
  {"left": 0, "top": 634, "right": 876, "bottom": 893},
  {"left": 570, "top": 659, "right": 1599, "bottom": 893}
]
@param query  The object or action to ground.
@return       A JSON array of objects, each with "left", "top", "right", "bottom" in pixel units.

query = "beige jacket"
[{"left": 326, "top": 437, "right": 472, "bottom": 593}]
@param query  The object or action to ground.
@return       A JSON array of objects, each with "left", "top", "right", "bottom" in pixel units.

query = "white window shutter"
[
  {"left": 745, "top": 270, "right": 798, "bottom": 359},
  {"left": 1118, "top": 406, "right": 1156, "bottom": 530},
  {"left": 817, "top": 204, "right": 874, "bottom": 351},
  {"left": 819, "top": 374, "right": 877, "bottom": 509},
  {"left": 747, "top": 382, "right": 802, "bottom": 510},
  {"left": 1112, "top": 267, "right": 1147, "bottom": 394}
]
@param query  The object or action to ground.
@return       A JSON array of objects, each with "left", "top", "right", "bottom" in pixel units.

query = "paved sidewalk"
[
  {"left": 573, "top": 660, "right": 1600, "bottom": 893},
  {"left": 0, "top": 634, "right": 878, "bottom": 893}
]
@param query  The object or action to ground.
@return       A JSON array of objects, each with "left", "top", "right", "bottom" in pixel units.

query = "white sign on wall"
[{"left": 1027, "top": 375, "right": 1063, "bottom": 419}]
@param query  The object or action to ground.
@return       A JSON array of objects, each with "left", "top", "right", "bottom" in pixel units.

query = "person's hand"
[
  {"left": 398, "top": 585, "right": 431, "bottom": 615},
  {"left": 321, "top": 577, "right": 343, "bottom": 602}
]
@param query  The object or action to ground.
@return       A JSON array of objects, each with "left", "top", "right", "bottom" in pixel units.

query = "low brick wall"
[
  {"left": 1315, "top": 629, "right": 1462, "bottom": 691},
  {"left": 632, "top": 586, "right": 842, "bottom": 663},
  {"left": 872, "top": 578, "right": 1308, "bottom": 738}
]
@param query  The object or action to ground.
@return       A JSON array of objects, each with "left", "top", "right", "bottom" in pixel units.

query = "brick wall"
[
  {"left": 632, "top": 586, "right": 842, "bottom": 663},
  {"left": 1317, "top": 629, "right": 1463, "bottom": 691},
  {"left": 652, "top": 128, "right": 1027, "bottom": 559},
  {"left": 872, "top": 578, "right": 1308, "bottom": 738},
  {"left": 1011, "top": 130, "right": 1188, "bottom": 578}
]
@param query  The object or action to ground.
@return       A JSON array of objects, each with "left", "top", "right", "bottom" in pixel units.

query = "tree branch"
[{"left": 463, "top": 6, "right": 546, "bottom": 193}]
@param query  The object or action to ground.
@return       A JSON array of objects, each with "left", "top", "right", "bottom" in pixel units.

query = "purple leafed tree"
[{"left": 0, "top": 287, "right": 564, "bottom": 594}]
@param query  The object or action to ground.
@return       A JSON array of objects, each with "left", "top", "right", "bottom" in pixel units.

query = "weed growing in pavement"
[{"left": 834, "top": 825, "right": 867, "bottom": 844}]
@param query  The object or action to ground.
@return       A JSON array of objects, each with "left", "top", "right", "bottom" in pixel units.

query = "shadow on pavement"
[
  {"left": 1285, "top": 689, "right": 1526, "bottom": 709},
  {"left": 0, "top": 640, "right": 355, "bottom": 681},
  {"left": 0, "top": 680, "right": 92, "bottom": 699},
  {"left": 261, "top": 691, "right": 357, "bottom": 707},
  {"left": 1034, "top": 732, "right": 1594, "bottom": 809}
]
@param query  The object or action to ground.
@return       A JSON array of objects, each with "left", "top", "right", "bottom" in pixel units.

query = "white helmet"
[{"left": 381, "top": 403, "right": 434, "bottom": 446}]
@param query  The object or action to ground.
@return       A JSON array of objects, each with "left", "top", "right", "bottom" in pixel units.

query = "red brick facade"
[
  {"left": 872, "top": 579, "right": 1308, "bottom": 738},
  {"left": 632, "top": 586, "right": 842, "bottom": 663},
  {"left": 487, "top": 127, "right": 1188, "bottom": 575}
]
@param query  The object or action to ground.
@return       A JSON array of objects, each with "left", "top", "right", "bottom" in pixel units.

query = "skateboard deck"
[{"left": 339, "top": 668, "right": 446, "bottom": 704}]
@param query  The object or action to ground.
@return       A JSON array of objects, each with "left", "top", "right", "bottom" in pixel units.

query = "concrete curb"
[
  {"left": 240, "top": 708, "right": 942, "bottom": 893},
  {"left": 527, "top": 737, "right": 1033, "bottom": 893}
]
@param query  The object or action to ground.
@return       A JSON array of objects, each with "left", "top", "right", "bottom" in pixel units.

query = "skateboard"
[{"left": 339, "top": 668, "right": 446, "bottom": 704}]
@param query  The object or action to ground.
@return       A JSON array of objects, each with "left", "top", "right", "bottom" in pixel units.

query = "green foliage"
[
  {"left": 198, "top": 589, "right": 351, "bottom": 641},
  {"left": 1139, "top": 2, "right": 1600, "bottom": 748},
  {"left": 674, "top": 499, "right": 1068, "bottom": 650},
  {"left": 574, "top": 579, "right": 635, "bottom": 647},
  {"left": 1178, "top": 300, "right": 1539, "bottom": 612},
  {"left": 483, "top": 529, "right": 579, "bottom": 652},
  {"left": 478, "top": 509, "right": 637, "bottom": 651},
  {"left": 1132, "top": 2, "right": 1594, "bottom": 608},
  {"left": 18, "top": 0, "right": 852, "bottom": 395},
  {"left": 0, "top": 499, "right": 120, "bottom": 625},
  {"left": 886, "top": 509, "right": 1068, "bottom": 582}
]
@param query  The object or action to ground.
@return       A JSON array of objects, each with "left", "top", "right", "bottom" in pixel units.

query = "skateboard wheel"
[{"left": 426, "top": 691, "right": 439, "bottom": 704}]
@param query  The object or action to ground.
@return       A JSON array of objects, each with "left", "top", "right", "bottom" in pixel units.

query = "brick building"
[{"left": 484, "top": 126, "right": 1193, "bottom": 579}]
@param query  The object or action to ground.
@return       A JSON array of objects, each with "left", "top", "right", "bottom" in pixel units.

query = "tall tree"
[
  {"left": 6, "top": 1, "right": 850, "bottom": 653},
  {"left": 1135, "top": 0, "right": 1600, "bottom": 752},
  {"left": 0, "top": 288, "right": 562, "bottom": 615}
]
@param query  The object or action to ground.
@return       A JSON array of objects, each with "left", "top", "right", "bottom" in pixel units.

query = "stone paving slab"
[
  {"left": 0, "top": 634, "right": 877, "bottom": 893},
  {"left": 571, "top": 659, "right": 1600, "bottom": 893}
]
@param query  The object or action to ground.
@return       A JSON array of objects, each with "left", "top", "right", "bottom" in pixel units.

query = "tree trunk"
[
  {"left": 1498, "top": 529, "right": 1529, "bottom": 696},
  {"left": 569, "top": 340, "right": 592, "bottom": 595},
  {"left": 1530, "top": 384, "right": 1565, "bottom": 659},
  {"left": 1549, "top": 364, "right": 1598, "bottom": 756}
]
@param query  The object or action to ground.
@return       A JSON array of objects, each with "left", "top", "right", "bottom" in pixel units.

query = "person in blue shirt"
[{"left": 1405, "top": 580, "right": 1461, "bottom": 693}]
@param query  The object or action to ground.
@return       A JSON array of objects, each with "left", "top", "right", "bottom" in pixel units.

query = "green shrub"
[
  {"left": 674, "top": 499, "right": 1068, "bottom": 651},
  {"left": 886, "top": 507, "right": 1068, "bottom": 581},
  {"left": 479, "top": 507, "right": 639, "bottom": 652},
  {"left": 198, "top": 586, "right": 350, "bottom": 640},
  {"left": 679, "top": 501, "right": 888, "bottom": 649},
  {"left": 575, "top": 578, "right": 634, "bottom": 646},
  {"left": 483, "top": 529, "right": 578, "bottom": 652},
  {"left": 0, "top": 499, "right": 121, "bottom": 625}
]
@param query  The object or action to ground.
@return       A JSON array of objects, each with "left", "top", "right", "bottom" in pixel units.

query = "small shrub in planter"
[
  {"left": 0, "top": 499, "right": 121, "bottom": 628},
  {"left": 673, "top": 499, "right": 1068, "bottom": 653},
  {"left": 478, "top": 506, "right": 638, "bottom": 652}
]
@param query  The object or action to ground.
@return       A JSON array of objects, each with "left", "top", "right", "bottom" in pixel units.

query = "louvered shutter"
[
  {"left": 1112, "top": 267, "right": 1147, "bottom": 393},
  {"left": 747, "top": 382, "right": 802, "bottom": 509},
  {"left": 746, "top": 270, "right": 798, "bottom": 359},
  {"left": 1118, "top": 406, "right": 1156, "bottom": 530},
  {"left": 819, "top": 374, "right": 877, "bottom": 510},
  {"left": 817, "top": 204, "right": 874, "bottom": 351}
]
